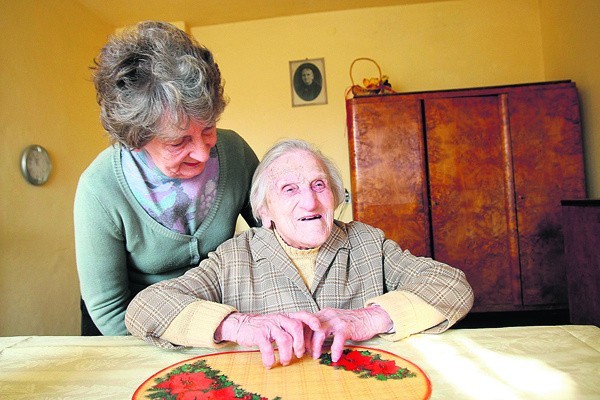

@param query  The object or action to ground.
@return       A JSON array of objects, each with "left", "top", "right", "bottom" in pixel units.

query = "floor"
[{"left": 451, "top": 309, "right": 570, "bottom": 329}]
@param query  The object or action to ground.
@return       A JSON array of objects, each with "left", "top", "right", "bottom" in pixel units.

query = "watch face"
[{"left": 21, "top": 145, "right": 52, "bottom": 185}]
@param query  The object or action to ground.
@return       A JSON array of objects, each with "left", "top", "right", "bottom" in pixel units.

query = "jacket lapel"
[
  {"left": 250, "top": 228, "right": 314, "bottom": 295},
  {"left": 311, "top": 221, "right": 350, "bottom": 293},
  {"left": 250, "top": 223, "right": 350, "bottom": 296}
]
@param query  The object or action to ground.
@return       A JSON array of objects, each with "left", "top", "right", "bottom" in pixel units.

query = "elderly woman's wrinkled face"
[
  {"left": 142, "top": 119, "right": 217, "bottom": 179},
  {"left": 259, "top": 149, "right": 335, "bottom": 249}
]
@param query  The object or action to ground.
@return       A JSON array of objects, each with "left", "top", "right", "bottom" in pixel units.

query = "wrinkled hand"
[
  {"left": 214, "top": 311, "right": 321, "bottom": 369},
  {"left": 306, "top": 306, "right": 393, "bottom": 362}
]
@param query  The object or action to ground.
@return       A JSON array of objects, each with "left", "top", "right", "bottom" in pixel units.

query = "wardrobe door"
[
  {"left": 347, "top": 96, "right": 430, "bottom": 256},
  {"left": 509, "top": 86, "right": 586, "bottom": 306},
  {"left": 424, "top": 95, "right": 521, "bottom": 311}
]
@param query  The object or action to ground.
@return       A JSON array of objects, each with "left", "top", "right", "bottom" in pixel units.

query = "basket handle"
[{"left": 349, "top": 58, "right": 383, "bottom": 86}]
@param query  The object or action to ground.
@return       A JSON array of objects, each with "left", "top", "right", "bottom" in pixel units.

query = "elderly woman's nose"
[
  {"left": 299, "top": 188, "right": 319, "bottom": 209},
  {"left": 189, "top": 135, "right": 212, "bottom": 161}
]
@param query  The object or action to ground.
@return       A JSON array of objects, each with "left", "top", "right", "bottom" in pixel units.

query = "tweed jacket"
[{"left": 125, "top": 220, "right": 473, "bottom": 348}]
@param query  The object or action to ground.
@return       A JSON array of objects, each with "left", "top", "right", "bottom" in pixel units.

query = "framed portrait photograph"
[{"left": 289, "top": 58, "right": 327, "bottom": 107}]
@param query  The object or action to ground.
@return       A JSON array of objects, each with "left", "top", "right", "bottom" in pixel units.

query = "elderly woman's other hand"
[
  {"left": 214, "top": 311, "right": 321, "bottom": 369},
  {"left": 306, "top": 306, "right": 393, "bottom": 362}
]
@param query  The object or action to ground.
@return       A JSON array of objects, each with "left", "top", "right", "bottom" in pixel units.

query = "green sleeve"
[{"left": 74, "top": 167, "right": 130, "bottom": 335}]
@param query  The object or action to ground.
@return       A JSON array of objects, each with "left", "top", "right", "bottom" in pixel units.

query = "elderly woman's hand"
[
  {"left": 306, "top": 306, "right": 393, "bottom": 362},
  {"left": 214, "top": 311, "right": 321, "bottom": 369}
]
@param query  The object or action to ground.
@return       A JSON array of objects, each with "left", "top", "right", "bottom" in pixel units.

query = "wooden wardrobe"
[{"left": 346, "top": 81, "right": 586, "bottom": 312}]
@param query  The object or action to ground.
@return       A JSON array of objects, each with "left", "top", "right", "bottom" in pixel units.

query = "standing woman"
[{"left": 74, "top": 21, "right": 259, "bottom": 335}]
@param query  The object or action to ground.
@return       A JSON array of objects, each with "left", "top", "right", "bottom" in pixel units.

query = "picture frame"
[{"left": 289, "top": 58, "right": 327, "bottom": 107}]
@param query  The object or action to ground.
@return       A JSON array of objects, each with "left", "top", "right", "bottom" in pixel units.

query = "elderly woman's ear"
[{"left": 258, "top": 207, "right": 273, "bottom": 229}]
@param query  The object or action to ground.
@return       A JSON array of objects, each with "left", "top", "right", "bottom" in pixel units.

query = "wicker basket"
[{"left": 346, "top": 58, "right": 395, "bottom": 98}]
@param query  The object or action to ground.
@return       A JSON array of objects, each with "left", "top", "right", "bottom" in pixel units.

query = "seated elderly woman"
[{"left": 125, "top": 139, "right": 474, "bottom": 369}]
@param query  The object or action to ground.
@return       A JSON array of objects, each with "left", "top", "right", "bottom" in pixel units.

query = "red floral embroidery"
[
  {"left": 182, "top": 385, "right": 236, "bottom": 400},
  {"left": 155, "top": 371, "right": 215, "bottom": 394},
  {"left": 149, "top": 359, "right": 275, "bottom": 400},
  {"left": 369, "top": 359, "right": 400, "bottom": 376},
  {"left": 320, "top": 349, "right": 416, "bottom": 380}
]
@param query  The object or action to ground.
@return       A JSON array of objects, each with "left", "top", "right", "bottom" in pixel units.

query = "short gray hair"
[
  {"left": 250, "top": 139, "right": 345, "bottom": 222},
  {"left": 92, "top": 21, "right": 227, "bottom": 148}
]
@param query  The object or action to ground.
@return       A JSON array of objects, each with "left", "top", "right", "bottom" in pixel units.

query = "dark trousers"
[{"left": 80, "top": 298, "right": 102, "bottom": 336}]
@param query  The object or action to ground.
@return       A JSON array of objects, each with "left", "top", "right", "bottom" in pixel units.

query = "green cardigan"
[{"left": 74, "top": 129, "right": 259, "bottom": 335}]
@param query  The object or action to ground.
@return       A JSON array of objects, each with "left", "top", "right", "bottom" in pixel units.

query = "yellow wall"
[
  {"left": 193, "top": 0, "right": 545, "bottom": 226},
  {"left": 0, "top": 0, "right": 112, "bottom": 335},
  {"left": 539, "top": 0, "right": 600, "bottom": 196},
  {"left": 0, "top": 0, "right": 598, "bottom": 336}
]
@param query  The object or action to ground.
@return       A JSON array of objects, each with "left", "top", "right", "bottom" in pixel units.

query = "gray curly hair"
[
  {"left": 92, "top": 21, "right": 227, "bottom": 148},
  {"left": 250, "top": 139, "right": 345, "bottom": 223}
]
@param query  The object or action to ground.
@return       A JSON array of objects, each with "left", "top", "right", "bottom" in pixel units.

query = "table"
[{"left": 1, "top": 325, "right": 599, "bottom": 399}]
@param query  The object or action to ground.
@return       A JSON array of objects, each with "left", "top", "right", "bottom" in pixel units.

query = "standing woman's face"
[{"left": 142, "top": 119, "right": 217, "bottom": 179}]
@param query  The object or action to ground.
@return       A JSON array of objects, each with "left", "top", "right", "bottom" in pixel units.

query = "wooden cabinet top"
[{"left": 346, "top": 80, "right": 577, "bottom": 103}]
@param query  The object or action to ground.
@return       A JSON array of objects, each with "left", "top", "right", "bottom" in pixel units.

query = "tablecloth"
[{"left": 1, "top": 325, "right": 598, "bottom": 399}]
